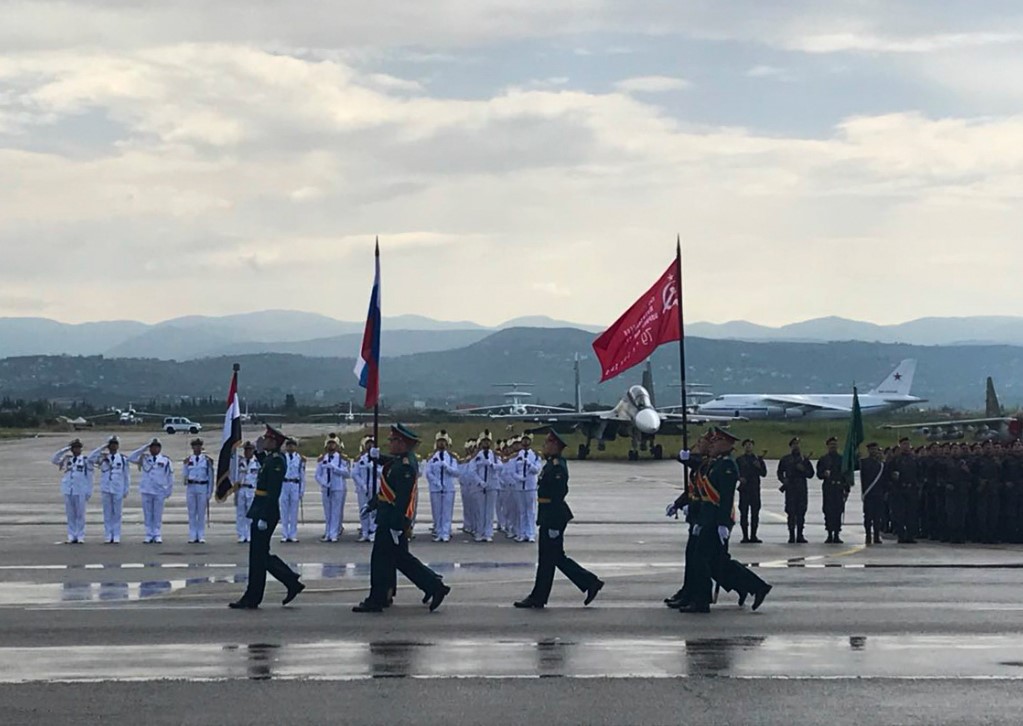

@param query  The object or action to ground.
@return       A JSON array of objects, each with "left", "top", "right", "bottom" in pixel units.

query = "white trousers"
[
  {"left": 321, "top": 487, "right": 346, "bottom": 540},
  {"left": 186, "top": 485, "right": 208, "bottom": 541},
  {"left": 505, "top": 488, "right": 522, "bottom": 538},
  {"left": 355, "top": 483, "right": 376, "bottom": 540},
  {"left": 476, "top": 487, "right": 498, "bottom": 541},
  {"left": 430, "top": 488, "right": 455, "bottom": 540},
  {"left": 141, "top": 493, "right": 165, "bottom": 540},
  {"left": 279, "top": 482, "right": 302, "bottom": 540},
  {"left": 64, "top": 493, "right": 87, "bottom": 541},
  {"left": 518, "top": 488, "right": 537, "bottom": 541},
  {"left": 460, "top": 483, "right": 478, "bottom": 533},
  {"left": 235, "top": 487, "right": 255, "bottom": 540},
  {"left": 101, "top": 491, "right": 123, "bottom": 542}
]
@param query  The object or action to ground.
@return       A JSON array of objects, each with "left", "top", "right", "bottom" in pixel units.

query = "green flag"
[{"left": 841, "top": 386, "right": 865, "bottom": 486}]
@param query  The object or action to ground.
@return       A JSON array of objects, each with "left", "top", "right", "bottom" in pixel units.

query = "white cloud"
[
  {"left": 745, "top": 65, "right": 787, "bottom": 79},
  {"left": 786, "top": 31, "right": 1023, "bottom": 54},
  {"left": 614, "top": 75, "right": 690, "bottom": 93}
]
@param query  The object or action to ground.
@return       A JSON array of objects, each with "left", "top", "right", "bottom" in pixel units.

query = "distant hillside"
[
  {"left": 689, "top": 315, "right": 1023, "bottom": 346},
  {"left": 3, "top": 328, "right": 1022, "bottom": 409}
]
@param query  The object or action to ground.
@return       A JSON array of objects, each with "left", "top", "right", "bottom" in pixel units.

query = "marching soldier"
[
  {"left": 777, "top": 438, "right": 813, "bottom": 543},
  {"left": 352, "top": 435, "right": 378, "bottom": 542},
  {"left": 735, "top": 439, "right": 767, "bottom": 543},
  {"left": 353, "top": 424, "right": 450, "bottom": 613},
  {"left": 234, "top": 441, "right": 260, "bottom": 543},
  {"left": 664, "top": 443, "right": 705, "bottom": 609},
  {"left": 51, "top": 438, "right": 93, "bottom": 544},
  {"left": 425, "top": 430, "right": 459, "bottom": 542},
  {"left": 182, "top": 438, "right": 214, "bottom": 544},
  {"left": 677, "top": 428, "right": 772, "bottom": 614},
  {"left": 278, "top": 437, "right": 305, "bottom": 543},
  {"left": 860, "top": 442, "right": 887, "bottom": 544},
  {"left": 889, "top": 437, "right": 919, "bottom": 543},
  {"left": 229, "top": 426, "right": 304, "bottom": 609},
  {"left": 316, "top": 433, "right": 350, "bottom": 542},
  {"left": 128, "top": 438, "right": 174, "bottom": 544},
  {"left": 512, "top": 432, "right": 542, "bottom": 543},
  {"left": 87, "top": 436, "right": 130, "bottom": 544},
  {"left": 514, "top": 429, "right": 604, "bottom": 609},
  {"left": 817, "top": 437, "right": 848, "bottom": 544},
  {"left": 469, "top": 430, "right": 501, "bottom": 542}
]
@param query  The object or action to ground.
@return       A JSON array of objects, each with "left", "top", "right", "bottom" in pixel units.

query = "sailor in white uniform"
[
  {"left": 279, "top": 437, "right": 306, "bottom": 542},
  {"left": 351, "top": 436, "right": 378, "bottom": 542},
  {"left": 52, "top": 438, "right": 93, "bottom": 543},
  {"left": 87, "top": 435, "right": 130, "bottom": 544},
  {"left": 182, "top": 438, "right": 214, "bottom": 543},
  {"left": 316, "top": 433, "right": 350, "bottom": 542},
  {"left": 426, "top": 430, "right": 459, "bottom": 542},
  {"left": 128, "top": 438, "right": 174, "bottom": 543},
  {"left": 512, "top": 432, "right": 542, "bottom": 543},
  {"left": 470, "top": 430, "right": 501, "bottom": 542},
  {"left": 233, "top": 441, "right": 260, "bottom": 543}
]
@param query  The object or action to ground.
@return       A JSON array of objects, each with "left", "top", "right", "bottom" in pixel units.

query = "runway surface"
[{"left": 4, "top": 431, "right": 1023, "bottom": 724}]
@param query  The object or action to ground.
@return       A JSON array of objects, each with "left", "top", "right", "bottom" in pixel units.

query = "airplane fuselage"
[{"left": 697, "top": 393, "right": 923, "bottom": 420}]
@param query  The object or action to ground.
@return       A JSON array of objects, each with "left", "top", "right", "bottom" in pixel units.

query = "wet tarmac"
[
  {"left": 4, "top": 634, "right": 1023, "bottom": 683},
  {"left": 5, "top": 432, "right": 1023, "bottom": 723}
]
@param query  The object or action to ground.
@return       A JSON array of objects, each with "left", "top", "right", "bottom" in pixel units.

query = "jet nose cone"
[{"left": 635, "top": 408, "right": 660, "bottom": 435}]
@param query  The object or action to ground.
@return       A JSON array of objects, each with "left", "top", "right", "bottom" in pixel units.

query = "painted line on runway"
[{"left": 2, "top": 635, "right": 1023, "bottom": 682}]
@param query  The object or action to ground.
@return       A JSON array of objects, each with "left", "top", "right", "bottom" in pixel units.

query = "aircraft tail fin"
[
  {"left": 985, "top": 377, "right": 1002, "bottom": 417},
  {"left": 869, "top": 359, "right": 916, "bottom": 397},
  {"left": 642, "top": 360, "right": 656, "bottom": 408},
  {"left": 574, "top": 354, "right": 583, "bottom": 413}
]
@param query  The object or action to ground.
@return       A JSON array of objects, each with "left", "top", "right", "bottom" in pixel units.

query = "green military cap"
[
  {"left": 710, "top": 426, "right": 740, "bottom": 443},
  {"left": 528, "top": 426, "right": 567, "bottom": 449},
  {"left": 865, "top": 442, "right": 878, "bottom": 449},
  {"left": 826, "top": 436, "right": 838, "bottom": 445},
  {"left": 391, "top": 422, "right": 420, "bottom": 443}
]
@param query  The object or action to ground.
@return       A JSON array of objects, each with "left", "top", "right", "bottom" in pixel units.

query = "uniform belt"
[
  {"left": 285, "top": 478, "right": 301, "bottom": 483},
  {"left": 187, "top": 480, "right": 209, "bottom": 484},
  {"left": 255, "top": 489, "right": 268, "bottom": 496},
  {"left": 537, "top": 497, "right": 551, "bottom": 504},
  {"left": 241, "top": 484, "right": 255, "bottom": 489}
]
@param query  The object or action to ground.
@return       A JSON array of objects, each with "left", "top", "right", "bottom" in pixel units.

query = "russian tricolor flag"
[{"left": 354, "top": 240, "right": 381, "bottom": 409}]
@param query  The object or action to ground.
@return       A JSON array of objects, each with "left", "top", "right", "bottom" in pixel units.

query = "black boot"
[
  {"left": 796, "top": 529, "right": 808, "bottom": 544},
  {"left": 873, "top": 531, "right": 882, "bottom": 544},
  {"left": 750, "top": 522, "right": 762, "bottom": 543},
  {"left": 788, "top": 526, "right": 796, "bottom": 544},
  {"left": 740, "top": 523, "right": 750, "bottom": 544},
  {"left": 833, "top": 532, "right": 844, "bottom": 544},
  {"left": 825, "top": 532, "right": 834, "bottom": 544}
]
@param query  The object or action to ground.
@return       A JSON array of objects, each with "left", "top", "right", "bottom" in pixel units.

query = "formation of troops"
[{"left": 50, "top": 427, "right": 545, "bottom": 548}]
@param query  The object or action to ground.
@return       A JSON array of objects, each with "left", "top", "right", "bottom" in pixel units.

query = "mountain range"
[
  {"left": 4, "top": 312, "right": 1023, "bottom": 361},
  {"left": 4, "top": 328, "right": 1022, "bottom": 410}
]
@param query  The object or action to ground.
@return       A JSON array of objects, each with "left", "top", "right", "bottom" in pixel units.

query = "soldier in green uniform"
[
  {"left": 817, "top": 436, "right": 848, "bottom": 544},
  {"left": 229, "top": 425, "right": 305, "bottom": 610},
  {"left": 353, "top": 423, "right": 450, "bottom": 613},
  {"left": 514, "top": 429, "right": 604, "bottom": 609},
  {"left": 680, "top": 427, "right": 771, "bottom": 614}
]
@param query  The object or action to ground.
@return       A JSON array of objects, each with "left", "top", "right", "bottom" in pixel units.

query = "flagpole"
[
  {"left": 372, "top": 239, "right": 380, "bottom": 501},
  {"left": 675, "top": 236, "right": 688, "bottom": 452}
]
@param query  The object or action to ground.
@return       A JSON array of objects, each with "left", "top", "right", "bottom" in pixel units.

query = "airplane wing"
[
  {"left": 759, "top": 395, "right": 852, "bottom": 413},
  {"left": 660, "top": 412, "right": 748, "bottom": 424},
  {"left": 85, "top": 412, "right": 118, "bottom": 421},
  {"left": 883, "top": 417, "right": 1015, "bottom": 430}
]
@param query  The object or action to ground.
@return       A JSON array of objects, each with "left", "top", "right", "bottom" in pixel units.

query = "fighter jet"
[
  {"left": 883, "top": 377, "right": 1023, "bottom": 442},
  {"left": 695, "top": 359, "right": 923, "bottom": 420},
  {"left": 496, "top": 362, "right": 741, "bottom": 461}
]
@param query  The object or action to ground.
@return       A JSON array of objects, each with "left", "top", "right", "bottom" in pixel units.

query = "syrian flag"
[
  {"left": 215, "top": 364, "right": 242, "bottom": 502},
  {"left": 592, "top": 257, "right": 681, "bottom": 382},
  {"left": 354, "top": 240, "right": 382, "bottom": 408}
]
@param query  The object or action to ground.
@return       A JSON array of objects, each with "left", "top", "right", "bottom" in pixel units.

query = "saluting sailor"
[
  {"left": 514, "top": 429, "right": 604, "bottom": 609},
  {"left": 52, "top": 438, "right": 94, "bottom": 544},
  {"left": 426, "top": 430, "right": 459, "bottom": 542},
  {"left": 352, "top": 435, "right": 378, "bottom": 542},
  {"left": 182, "top": 438, "right": 215, "bottom": 544},
  {"left": 278, "top": 437, "right": 306, "bottom": 543},
  {"left": 353, "top": 424, "right": 450, "bottom": 613},
  {"left": 316, "top": 433, "right": 350, "bottom": 542},
  {"left": 229, "top": 426, "right": 305, "bottom": 610},
  {"left": 128, "top": 437, "right": 174, "bottom": 544},
  {"left": 234, "top": 441, "right": 260, "bottom": 543},
  {"left": 87, "top": 436, "right": 130, "bottom": 544},
  {"left": 513, "top": 432, "right": 542, "bottom": 543}
]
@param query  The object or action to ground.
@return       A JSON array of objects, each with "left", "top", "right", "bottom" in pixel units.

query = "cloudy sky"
[{"left": 2, "top": 1, "right": 1022, "bottom": 327}]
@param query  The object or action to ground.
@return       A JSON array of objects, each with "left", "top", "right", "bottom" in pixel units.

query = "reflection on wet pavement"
[{"left": 2, "top": 636, "right": 1023, "bottom": 682}]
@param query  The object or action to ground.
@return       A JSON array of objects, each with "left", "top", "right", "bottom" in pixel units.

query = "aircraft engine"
[
  {"left": 763, "top": 407, "right": 786, "bottom": 419},
  {"left": 634, "top": 408, "right": 661, "bottom": 435},
  {"left": 784, "top": 408, "right": 804, "bottom": 419}
]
